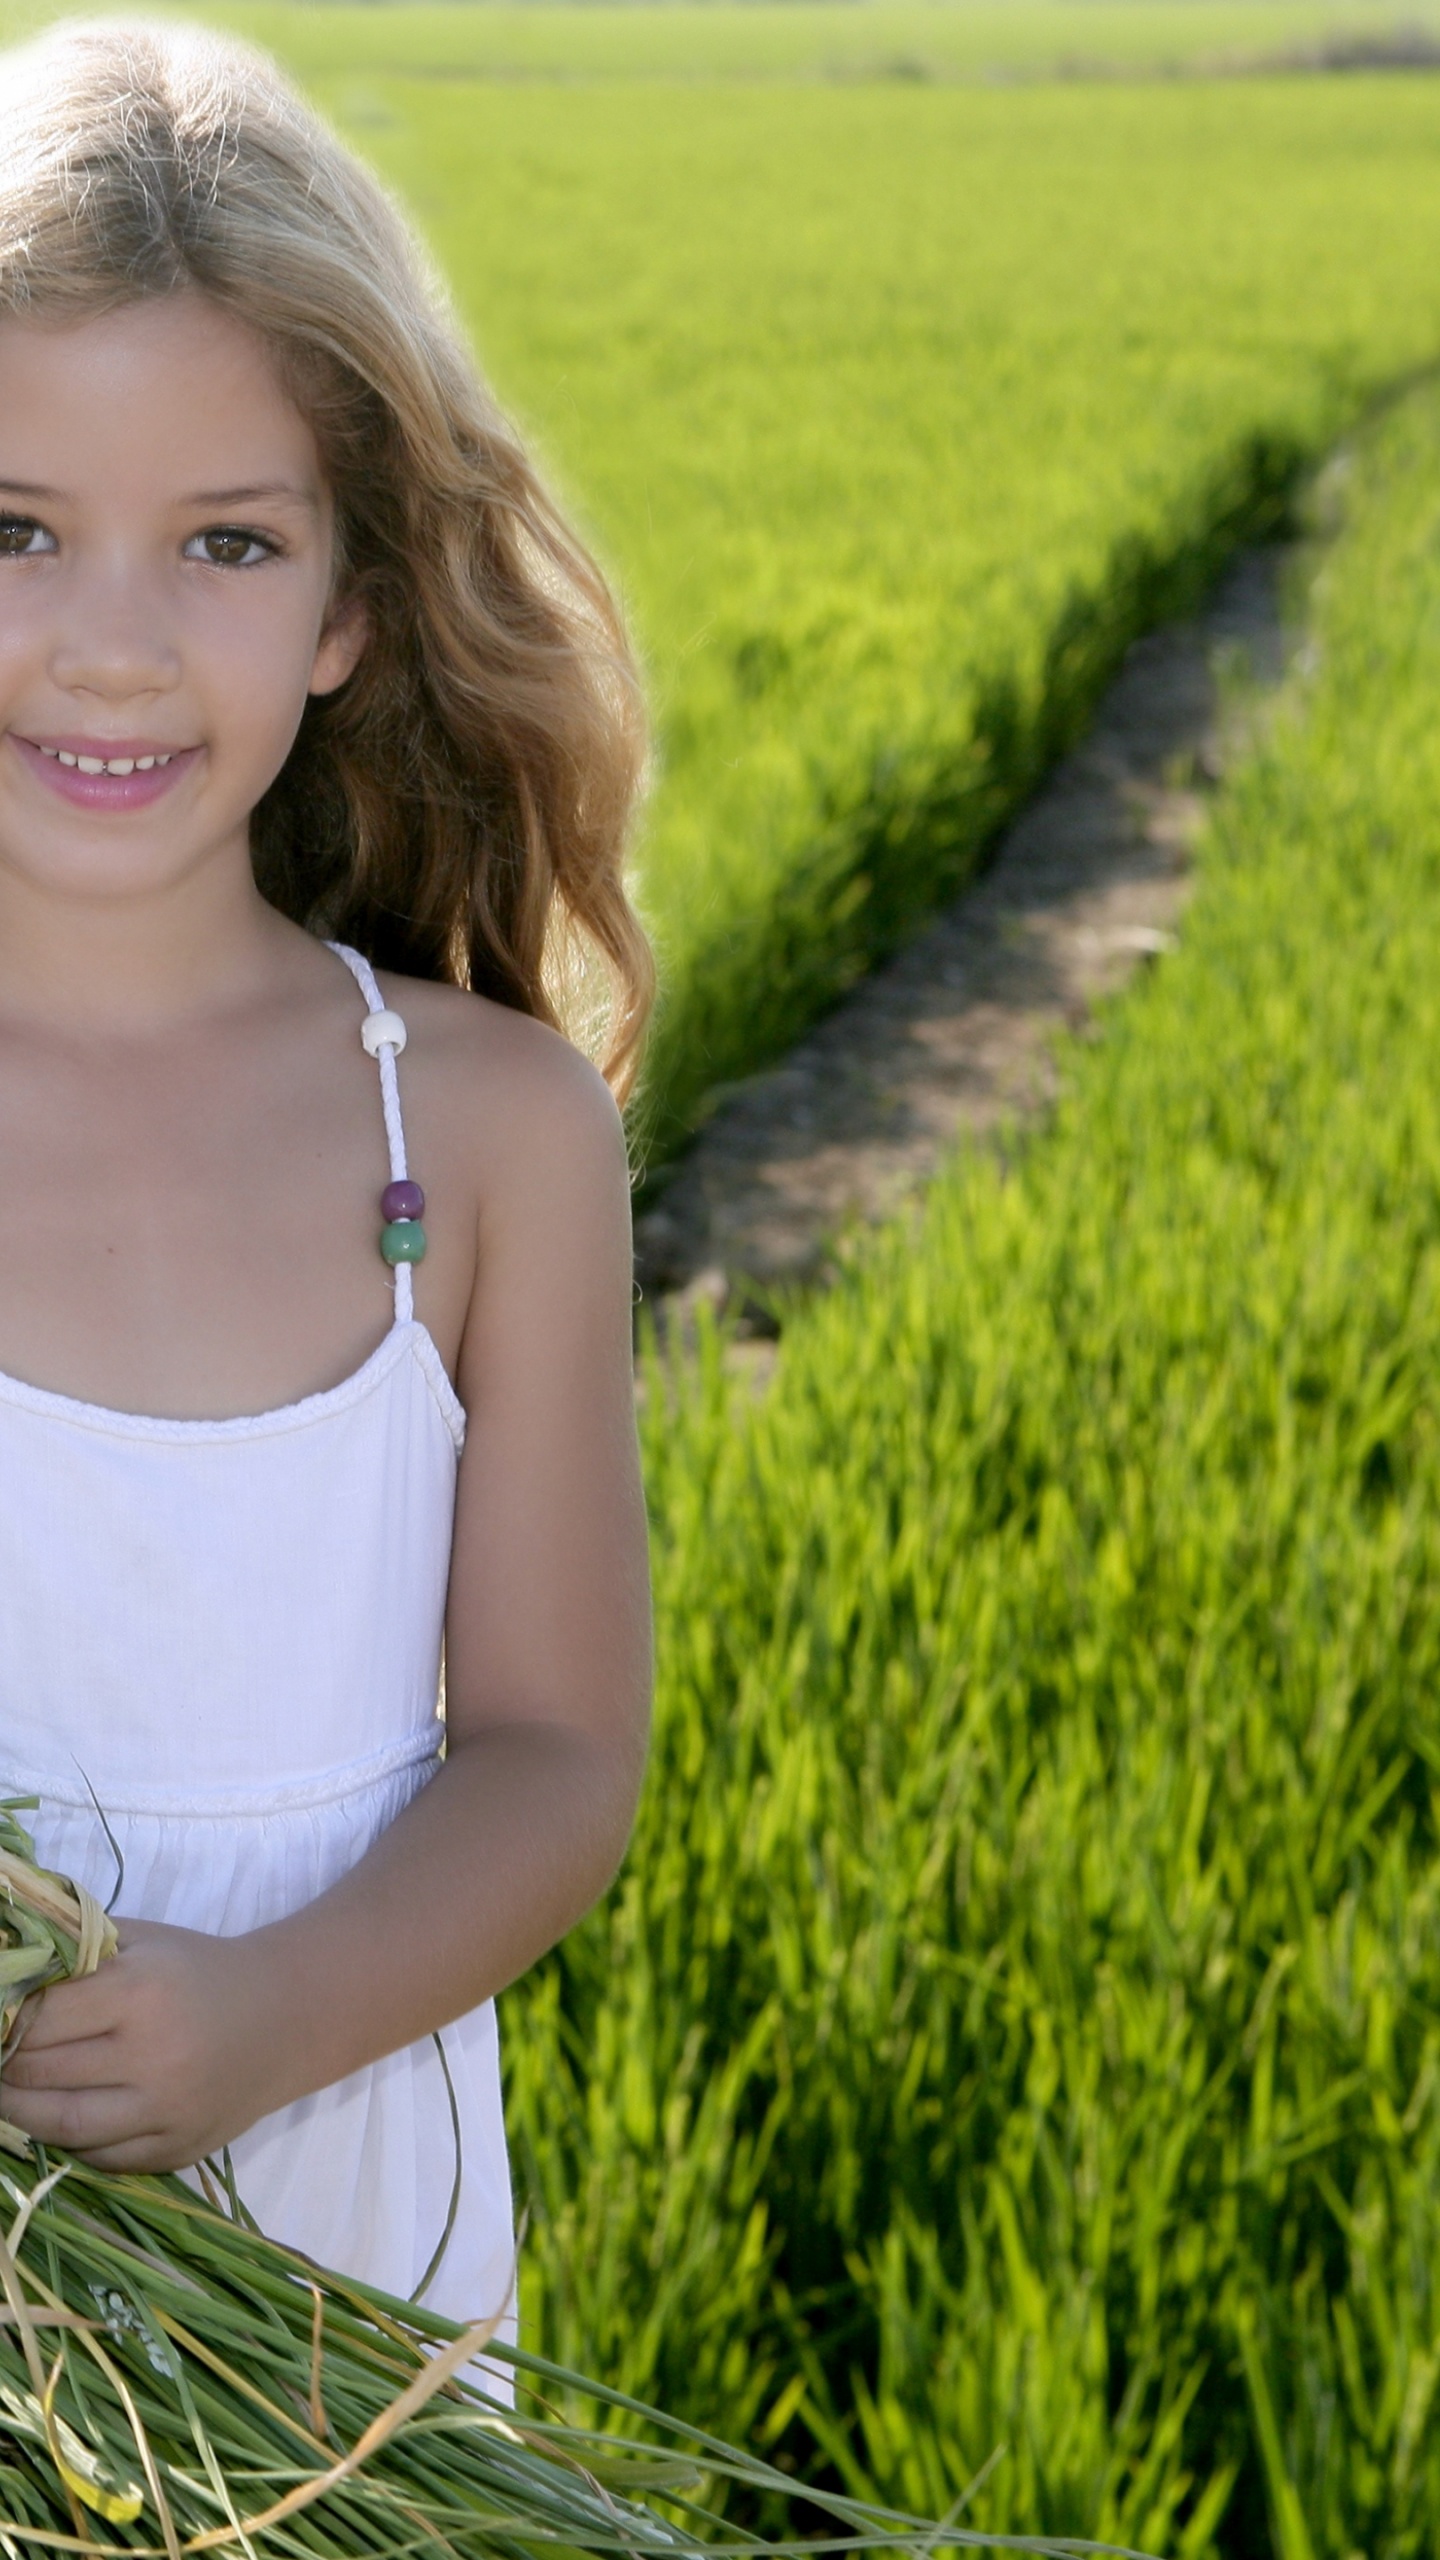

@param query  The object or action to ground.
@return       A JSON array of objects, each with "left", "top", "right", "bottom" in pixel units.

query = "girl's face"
[{"left": 0, "top": 292, "right": 364, "bottom": 911}]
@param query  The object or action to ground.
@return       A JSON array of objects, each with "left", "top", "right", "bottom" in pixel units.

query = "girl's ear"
[{"left": 309, "top": 591, "right": 369, "bottom": 697}]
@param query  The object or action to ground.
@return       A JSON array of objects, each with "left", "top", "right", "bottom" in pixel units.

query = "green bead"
[{"left": 380, "top": 1219, "right": 427, "bottom": 1266}]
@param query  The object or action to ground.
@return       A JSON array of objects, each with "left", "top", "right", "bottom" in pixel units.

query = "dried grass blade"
[
  {"left": 0, "top": 2179, "right": 89, "bottom": 2544},
  {"left": 184, "top": 2307, "right": 505, "bottom": 2549},
  {"left": 152, "top": 2310, "right": 331, "bottom": 2457},
  {"left": 0, "top": 2310, "right": 99, "bottom": 2334},
  {"left": 1, "top": 2215, "right": 160, "bottom": 2547},
  {"left": 40, "top": 2351, "right": 142, "bottom": 2531},
  {"left": 0, "top": 2525, "right": 144, "bottom": 2555},
  {"left": 67, "top": 2326, "right": 182, "bottom": 2560},
  {"left": 7, "top": 2162, "right": 74, "bottom": 2260},
  {"left": 69, "top": 1886, "right": 111, "bottom": 1986},
  {"left": 0, "top": 1855, "right": 98, "bottom": 1952},
  {"left": 125, "top": 2283, "right": 261, "bottom": 2560}
]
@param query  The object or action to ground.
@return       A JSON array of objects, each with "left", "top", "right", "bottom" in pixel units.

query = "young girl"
[{"left": 0, "top": 15, "right": 654, "bottom": 2358}]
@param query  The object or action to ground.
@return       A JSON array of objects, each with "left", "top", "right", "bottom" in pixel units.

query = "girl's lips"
[{"left": 11, "top": 735, "right": 200, "bottom": 811}]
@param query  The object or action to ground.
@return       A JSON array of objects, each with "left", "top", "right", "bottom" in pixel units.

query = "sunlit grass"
[
  {"left": 504, "top": 384, "right": 1440, "bottom": 2553},
  {"left": 291, "top": 60, "right": 1440, "bottom": 1152},
  {"left": 201, "top": 0, "right": 1440, "bottom": 87}
]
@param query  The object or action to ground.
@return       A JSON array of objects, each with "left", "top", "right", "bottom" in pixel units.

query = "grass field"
[
  {"left": 183, "top": 28, "right": 1440, "bottom": 1160},
  {"left": 500, "top": 380, "right": 1440, "bottom": 2556},
  {"left": 217, "top": 0, "right": 1440, "bottom": 87}
]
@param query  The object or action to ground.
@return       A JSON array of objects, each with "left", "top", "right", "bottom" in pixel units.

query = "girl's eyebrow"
[
  {"left": 186, "top": 482, "right": 320, "bottom": 512},
  {"left": 0, "top": 478, "right": 320, "bottom": 512}
]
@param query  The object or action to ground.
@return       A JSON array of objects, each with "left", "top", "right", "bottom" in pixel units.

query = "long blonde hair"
[{"left": 0, "top": 17, "right": 653, "bottom": 1095}]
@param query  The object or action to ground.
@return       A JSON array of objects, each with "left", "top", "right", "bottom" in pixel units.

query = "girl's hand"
[{"left": 0, "top": 1917, "right": 286, "bottom": 2171}]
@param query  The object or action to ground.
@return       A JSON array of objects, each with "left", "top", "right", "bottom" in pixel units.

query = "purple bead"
[{"left": 381, "top": 1178, "right": 425, "bottom": 1223}]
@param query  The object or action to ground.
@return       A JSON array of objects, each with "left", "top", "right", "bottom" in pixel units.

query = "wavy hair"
[{"left": 0, "top": 17, "right": 653, "bottom": 1095}]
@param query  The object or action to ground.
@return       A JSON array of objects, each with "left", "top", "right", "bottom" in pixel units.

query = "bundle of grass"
[
  {"left": 0, "top": 1804, "right": 115, "bottom": 2158},
  {"left": 0, "top": 1804, "right": 1130, "bottom": 2560}
]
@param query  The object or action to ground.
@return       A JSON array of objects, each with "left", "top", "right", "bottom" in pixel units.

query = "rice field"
[
  {"left": 171, "top": 13, "right": 1440, "bottom": 1159},
  {"left": 216, "top": 0, "right": 1440, "bottom": 87},
  {"left": 505, "top": 378, "right": 1440, "bottom": 2555}
]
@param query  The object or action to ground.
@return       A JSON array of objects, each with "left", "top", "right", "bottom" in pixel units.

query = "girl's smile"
[{"left": 14, "top": 734, "right": 200, "bottom": 811}]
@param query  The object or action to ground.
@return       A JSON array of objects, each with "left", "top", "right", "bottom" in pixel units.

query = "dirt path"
[{"left": 635, "top": 544, "right": 1293, "bottom": 1335}]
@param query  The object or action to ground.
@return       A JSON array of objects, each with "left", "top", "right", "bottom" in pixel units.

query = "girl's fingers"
[
  {"left": 3, "top": 2031, "right": 123, "bottom": 2088},
  {"left": 0, "top": 2082, "right": 154, "bottom": 2153},
  {"left": 64, "top": 2138, "right": 189, "bottom": 2173},
  {"left": 11, "top": 1972, "right": 122, "bottom": 2047}
]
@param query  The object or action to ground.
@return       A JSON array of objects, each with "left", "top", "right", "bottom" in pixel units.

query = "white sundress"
[{"left": 0, "top": 941, "right": 515, "bottom": 2359}]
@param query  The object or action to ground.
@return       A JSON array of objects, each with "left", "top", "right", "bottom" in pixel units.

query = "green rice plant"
[
  {"left": 501, "top": 384, "right": 1440, "bottom": 2554},
  {"left": 210, "top": 45, "right": 1440, "bottom": 1155},
  {"left": 201, "top": 1, "right": 1440, "bottom": 94}
]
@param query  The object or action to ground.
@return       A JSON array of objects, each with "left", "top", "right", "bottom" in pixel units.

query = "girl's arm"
[{"left": 2, "top": 1032, "right": 652, "bottom": 2170}]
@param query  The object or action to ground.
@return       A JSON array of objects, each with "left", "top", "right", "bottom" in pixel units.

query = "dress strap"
[{"left": 327, "top": 941, "right": 417, "bottom": 1324}]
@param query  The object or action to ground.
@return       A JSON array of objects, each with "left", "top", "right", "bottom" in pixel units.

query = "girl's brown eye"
[
  {"left": 0, "top": 517, "right": 52, "bottom": 557},
  {"left": 190, "top": 527, "right": 269, "bottom": 568}
]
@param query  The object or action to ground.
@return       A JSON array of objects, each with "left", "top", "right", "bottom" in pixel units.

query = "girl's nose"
[{"left": 49, "top": 577, "right": 181, "bottom": 701}]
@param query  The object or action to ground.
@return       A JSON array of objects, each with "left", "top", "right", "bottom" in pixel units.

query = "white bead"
[{"left": 361, "top": 1008, "right": 407, "bottom": 1057}]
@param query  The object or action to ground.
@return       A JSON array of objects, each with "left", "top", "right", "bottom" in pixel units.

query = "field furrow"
[
  {"left": 506, "top": 379, "right": 1440, "bottom": 2555},
  {"left": 232, "top": 49, "right": 1440, "bottom": 1156}
]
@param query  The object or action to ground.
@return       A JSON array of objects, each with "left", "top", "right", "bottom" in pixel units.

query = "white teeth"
[{"left": 34, "top": 745, "right": 179, "bottom": 774}]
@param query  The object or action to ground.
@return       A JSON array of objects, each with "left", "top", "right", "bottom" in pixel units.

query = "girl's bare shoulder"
[{"left": 375, "top": 970, "right": 628, "bottom": 1211}]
